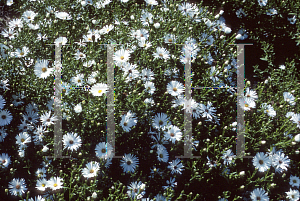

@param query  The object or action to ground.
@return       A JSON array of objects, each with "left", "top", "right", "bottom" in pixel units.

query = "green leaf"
[{"left": 260, "top": 57, "right": 268, "bottom": 61}]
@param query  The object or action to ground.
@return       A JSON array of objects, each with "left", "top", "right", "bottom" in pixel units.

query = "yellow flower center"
[
  {"left": 168, "top": 39, "right": 172, "bottom": 42},
  {"left": 245, "top": 104, "right": 249, "bottom": 108},
  {"left": 42, "top": 67, "right": 47, "bottom": 72},
  {"left": 90, "top": 169, "right": 94, "bottom": 173},
  {"left": 20, "top": 52, "right": 24, "bottom": 56},
  {"left": 27, "top": 16, "right": 31, "bottom": 19},
  {"left": 159, "top": 53, "right": 163, "bottom": 57},
  {"left": 42, "top": 184, "right": 45, "bottom": 187},
  {"left": 77, "top": 79, "right": 81, "bottom": 83},
  {"left": 173, "top": 87, "right": 177, "bottom": 92},
  {"left": 101, "top": 148, "right": 106, "bottom": 153},
  {"left": 54, "top": 183, "right": 57, "bottom": 187},
  {"left": 120, "top": 56, "right": 124, "bottom": 60},
  {"left": 98, "top": 90, "right": 102, "bottom": 94},
  {"left": 266, "top": 110, "right": 269, "bottom": 113},
  {"left": 21, "top": 138, "right": 25, "bottom": 142},
  {"left": 79, "top": 54, "right": 83, "bottom": 57}
]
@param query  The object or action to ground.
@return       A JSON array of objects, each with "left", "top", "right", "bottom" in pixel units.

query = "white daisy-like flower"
[
  {"left": 100, "top": 24, "right": 114, "bottom": 34},
  {"left": 263, "top": 104, "right": 276, "bottom": 117},
  {"left": 120, "top": 114, "right": 137, "bottom": 132},
  {"left": 144, "top": 81, "right": 156, "bottom": 95},
  {"left": 82, "top": 161, "right": 100, "bottom": 178},
  {"left": 34, "top": 59, "right": 54, "bottom": 79},
  {"left": 291, "top": 113, "right": 300, "bottom": 129},
  {"left": 166, "top": 81, "right": 184, "bottom": 97},
  {"left": 95, "top": 142, "right": 113, "bottom": 159},
  {"left": 252, "top": 152, "right": 271, "bottom": 172},
  {"left": 127, "top": 181, "right": 146, "bottom": 199},
  {"left": 0, "top": 153, "right": 11, "bottom": 168},
  {"left": 95, "top": 0, "right": 112, "bottom": 8},
  {"left": 163, "top": 177, "right": 177, "bottom": 190},
  {"left": 74, "top": 39, "right": 87, "bottom": 47},
  {"left": 54, "top": 37, "right": 68, "bottom": 47},
  {"left": 55, "top": 11, "right": 72, "bottom": 20},
  {"left": 295, "top": 134, "right": 300, "bottom": 142},
  {"left": 22, "top": 10, "right": 37, "bottom": 23},
  {"left": 63, "top": 132, "right": 82, "bottom": 151},
  {"left": 279, "top": 65, "right": 286, "bottom": 69},
  {"left": 145, "top": 0, "right": 158, "bottom": 6},
  {"left": 36, "top": 178, "right": 47, "bottom": 191},
  {"left": 157, "top": 146, "right": 169, "bottom": 162},
  {"left": 90, "top": 83, "right": 108, "bottom": 96},
  {"left": 14, "top": 46, "right": 29, "bottom": 58},
  {"left": 245, "top": 88, "right": 258, "bottom": 101},
  {"left": 28, "top": 23, "right": 39, "bottom": 30},
  {"left": 0, "top": 79, "right": 10, "bottom": 91},
  {"left": 167, "top": 158, "right": 184, "bottom": 174},
  {"left": 290, "top": 175, "right": 300, "bottom": 188},
  {"left": 239, "top": 97, "right": 256, "bottom": 111},
  {"left": 113, "top": 48, "right": 131, "bottom": 65},
  {"left": 1, "top": 28, "right": 17, "bottom": 39},
  {"left": 272, "top": 151, "right": 290, "bottom": 173},
  {"left": 286, "top": 188, "right": 300, "bottom": 201},
  {"left": 36, "top": 167, "right": 46, "bottom": 178},
  {"left": 8, "top": 178, "right": 27, "bottom": 196},
  {"left": 288, "top": 16, "right": 297, "bottom": 24},
  {"left": 164, "top": 125, "right": 182, "bottom": 144},
  {"left": 258, "top": 0, "right": 268, "bottom": 6},
  {"left": 0, "top": 109, "right": 13, "bottom": 126},
  {"left": 120, "top": 153, "right": 139, "bottom": 173},
  {"left": 164, "top": 34, "right": 176, "bottom": 43},
  {"left": 250, "top": 188, "right": 269, "bottom": 201},
  {"left": 33, "top": 125, "right": 48, "bottom": 145},
  {"left": 154, "top": 194, "right": 167, "bottom": 201},
  {"left": 199, "top": 101, "right": 217, "bottom": 120},
  {"left": 74, "top": 103, "right": 82, "bottom": 113},
  {"left": 73, "top": 50, "right": 86, "bottom": 60},
  {"left": 83, "top": 60, "right": 96, "bottom": 68},
  {"left": 40, "top": 111, "right": 58, "bottom": 126},
  {"left": 7, "top": 0, "right": 13, "bottom": 6},
  {"left": 70, "top": 73, "right": 84, "bottom": 87},
  {"left": 47, "top": 176, "right": 63, "bottom": 191},
  {"left": 283, "top": 92, "right": 296, "bottom": 105},
  {"left": 152, "top": 113, "right": 169, "bottom": 130},
  {"left": 15, "top": 132, "right": 31, "bottom": 147},
  {"left": 140, "top": 69, "right": 154, "bottom": 82},
  {"left": 266, "top": 8, "right": 277, "bottom": 16},
  {"left": 222, "top": 149, "right": 235, "bottom": 166},
  {"left": 138, "top": 37, "right": 152, "bottom": 49},
  {"left": 153, "top": 47, "right": 170, "bottom": 61},
  {"left": 286, "top": 111, "right": 295, "bottom": 119},
  {"left": 140, "top": 11, "right": 154, "bottom": 26}
]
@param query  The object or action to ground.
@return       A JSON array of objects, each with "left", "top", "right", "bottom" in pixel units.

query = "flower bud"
[{"left": 239, "top": 171, "right": 245, "bottom": 177}]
